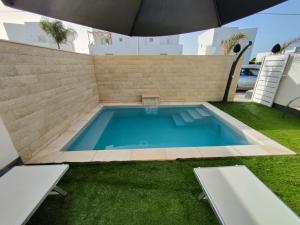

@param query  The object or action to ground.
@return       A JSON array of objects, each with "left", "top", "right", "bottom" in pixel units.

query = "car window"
[{"left": 240, "top": 68, "right": 259, "bottom": 77}]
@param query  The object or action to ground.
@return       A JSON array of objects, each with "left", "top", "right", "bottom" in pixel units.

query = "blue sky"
[{"left": 180, "top": 0, "right": 300, "bottom": 57}]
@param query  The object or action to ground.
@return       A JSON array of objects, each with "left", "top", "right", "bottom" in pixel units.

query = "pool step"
[
  {"left": 172, "top": 114, "right": 185, "bottom": 126},
  {"left": 179, "top": 111, "right": 194, "bottom": 123},
  {"left": 69, "top": 111, "right": 114, "bottom": 150},
  {"left": 195, "top": 108, "right": 210, "bottom": 117},
  {"left": 173, "top": 108, "right": 210, "bottom": 126},
  {"left": 187, "top": 109, "right": 203, "bottom": 120}
]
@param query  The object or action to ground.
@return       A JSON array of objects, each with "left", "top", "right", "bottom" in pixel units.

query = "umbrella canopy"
[{"left": 2, "top": 0, "right": 286, "bottom": 36}]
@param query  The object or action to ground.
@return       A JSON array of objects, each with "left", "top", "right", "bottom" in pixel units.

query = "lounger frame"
[{"left": 194, "top": 165, "right": 300, "bottom": 225}]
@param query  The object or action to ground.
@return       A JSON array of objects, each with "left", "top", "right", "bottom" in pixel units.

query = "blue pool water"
[{"left": 66, "top": 106, "right": 249, "bottom": 151}]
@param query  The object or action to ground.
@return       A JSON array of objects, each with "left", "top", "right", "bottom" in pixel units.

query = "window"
[
  {"left": 149, "top": 38, "right": 154, "bottom": 42},
  {"left": 100, "top": 38, "right": 106, "bottom": 45},
  {"left": 99, "top": 38, "right": 111, "bottom": 45},
  {"left": 105, "top": 38, "right": 111, "bottom": 45},
  {"left": 160, "top": 53, "right": 168, "bottom": 55},
  {"left": 240, "top": 68, "right": 259, "bottom": 77},
  {"left": 119, "top": 37, "right": 123, "bottom": 42}
]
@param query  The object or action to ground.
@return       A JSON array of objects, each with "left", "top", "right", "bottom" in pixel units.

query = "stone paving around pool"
[{"left": 28, "top": 102, "right": 296, "bottom": 164}]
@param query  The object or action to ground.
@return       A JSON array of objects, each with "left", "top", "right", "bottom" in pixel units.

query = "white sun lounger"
[
  {"left": 0, "top": 164, "right": 69, "bottom": 225},
  {"left": 194, "top": 166, "right": 300, "bottom": 225}
]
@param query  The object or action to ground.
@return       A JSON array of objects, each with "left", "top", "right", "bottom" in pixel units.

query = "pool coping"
[{"left": 27, "top": 102, "right": 297, "bottom": 164}]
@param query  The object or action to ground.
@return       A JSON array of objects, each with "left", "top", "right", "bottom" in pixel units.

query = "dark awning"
[{"left": 1, "top": 0, "right": 286, "bottom": 36}]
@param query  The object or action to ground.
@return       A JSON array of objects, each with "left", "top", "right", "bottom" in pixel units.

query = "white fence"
[{"left": 252, "top": 54, "right": 290, "bottom": 107}]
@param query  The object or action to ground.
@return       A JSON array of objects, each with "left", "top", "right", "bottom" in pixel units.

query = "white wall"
[
  {"left": 0, "top": 3, "right": 183, "bottom": 56},
  {"left": 256, "top": 52, "right": 272, "bottom": 63},
  {"left": 3, "top": 22, "right": 75, "bottom": 51},
  {"left": 0, "top": 117, "right": 19, "bottom": 169},
  {"left": 198, "top": 27, "right": 257, "bottom": 65},
  {"left": 89, "top": 32, "right": 183, "bottom": 55},
  {"left": 139, "top": 36, "right": 182, "bottom": 55},
  {"left": 197, "top": 29, "right": 215, "bottom": 54},
  {"left": 89, "top": 33, "right": 138, "bottom": 55},
  {"left": 274, "top": 54, "right": 300, "bottom": 107},
  {"left": 238, "top": 28, "right": 257, "bottom": 65},
  {"left": 0, "top": 2, "right": 91, "bottom": 54}
]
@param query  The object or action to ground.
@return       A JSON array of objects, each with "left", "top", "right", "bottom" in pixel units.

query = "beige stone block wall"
[
  {"left": 0, "top": 40, "right": 241, "bottom": 161},
  {"left": 0, "top": 40, "right": 99, "bottom": 161},
  {"left": 94, "top": 56, "right": 240, "bottom": 103}
]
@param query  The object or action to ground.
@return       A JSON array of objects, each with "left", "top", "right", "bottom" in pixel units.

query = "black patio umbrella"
[{"left": 2, "top": 0, "right": 286, "bottom": 36}]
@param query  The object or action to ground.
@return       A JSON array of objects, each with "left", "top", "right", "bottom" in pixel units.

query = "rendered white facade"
[
  {"left": 256, "top": 52, "right": 272, "bottom": 63},
  {"left": 88, "top": 31, "right": 183, "bottom": 55},
  {"left": 274, "top": 54, "right": 300, "bottom": 107},
  {"left": 2, "top": 21, "right": 75, "bottom": 51},
  {"left": 0, "top": 3, "right": 92, "bottom": 54},
  {"left": 198, "top": 27, "right": 257, "bottom": 65},
  {"left": 256, "top": 44, "right": 300, "bottom": 63}
]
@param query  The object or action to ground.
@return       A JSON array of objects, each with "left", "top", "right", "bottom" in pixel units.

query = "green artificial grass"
[{"left": 28, "top": 103, "right": 300, "bottom": 225}]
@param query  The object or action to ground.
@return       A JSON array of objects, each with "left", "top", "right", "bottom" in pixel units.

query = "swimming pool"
[{"left": 65, "top": 105, "right": 249, "bottom": 151}]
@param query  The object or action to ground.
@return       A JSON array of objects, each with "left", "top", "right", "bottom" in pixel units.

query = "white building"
[
  {"left": 2, "top": 21, "right": 75, "bottom": 51},
  {"left": 286, "top": 46, "right": 300, "bottom": 54},
  {"left": 274, "top": 53, "right": 300, "bottom": 108},
  {"left": 256, "top": 52, "right": 272, "bottom": 63},
  {"left": 0, "top": 2, "right": 93, "bottom": 54},
  {"left": 255, "top": 46, "right": 300, "bottom": 63},
  {"left": 0, "top": 3, "right": 182, "bottom": 56},
  {"left": 198, "top": 27, "right": 257, "bottom": 65},
  {"left": 88, "top": 30, "right": 183, "bottom": 55}
]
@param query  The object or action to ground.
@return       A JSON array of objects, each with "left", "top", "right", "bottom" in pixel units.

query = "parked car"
[{"left": 237, "top": 65, "right": 261, "bottom": 91}]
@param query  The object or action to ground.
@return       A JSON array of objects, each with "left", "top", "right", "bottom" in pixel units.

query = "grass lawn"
[{"left": 28, "top": 103, "right": 300, "bottom": 225}]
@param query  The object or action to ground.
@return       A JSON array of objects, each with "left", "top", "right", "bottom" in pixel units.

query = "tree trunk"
[{"left": 57, "top": 42, "right": 60, "bottom": 49}]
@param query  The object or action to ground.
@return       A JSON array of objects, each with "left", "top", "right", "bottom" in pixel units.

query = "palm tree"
[
  {"left": 40, "top": 19, "right": 77, "bottom": 49},
  {"left": 278, "top": 36, "right": 300, "bottom": 54},
  {"left": 222, "top": 33, "right": 247, "bottom": 55}
]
